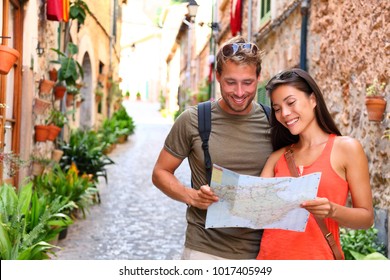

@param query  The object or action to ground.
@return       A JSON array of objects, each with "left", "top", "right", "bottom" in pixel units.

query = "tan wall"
[{"left": 308, "top": 0, "right": 390, "bottom": 209}]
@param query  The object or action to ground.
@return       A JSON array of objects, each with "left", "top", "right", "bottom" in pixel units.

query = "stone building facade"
[
  {"left": 198, "top": 0, "right": 390, "bottom": 209},
  {"left": 171, "top": 0, "right": 389, "bottom": 252},
  {"left": 1, "top": 0, "right": 124, "bottom": 185}
]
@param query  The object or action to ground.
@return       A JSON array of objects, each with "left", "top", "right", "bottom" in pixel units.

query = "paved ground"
[{"left": 54, "top": 101, "right": 189, "bottom": 260}]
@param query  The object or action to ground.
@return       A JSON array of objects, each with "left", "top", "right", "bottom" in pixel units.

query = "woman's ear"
[{"left": 309, "top": 93, "right": 317, "bottom": 108}]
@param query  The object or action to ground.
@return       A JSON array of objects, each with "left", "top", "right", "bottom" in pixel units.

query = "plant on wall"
[
  {"left": 365, "top": 79, "right": 387, "bottom": 122},
  {"left": 51, "top": 42, "right": 84, "bottom": 91},
  {"left": 70, "top": 0, "right": 91, "bottom": 26}
]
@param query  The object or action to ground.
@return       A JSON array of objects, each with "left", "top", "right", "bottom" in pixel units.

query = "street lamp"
[
  {"left": 183, "top": 0, "right": 199, "bottom": 103},
  {"left": 187, "top": 0, "right": 199, "bottom": 23}
]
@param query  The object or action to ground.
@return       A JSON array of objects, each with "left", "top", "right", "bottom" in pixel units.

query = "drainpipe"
[
  {"left": 247, "top": 0, "right": 252, "bottom": 41},
  {"left": 300, "top": 0, "right": 309, "bottom": 71}
]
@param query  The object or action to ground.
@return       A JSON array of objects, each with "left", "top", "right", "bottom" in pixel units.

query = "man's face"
[{"left": 216, "top": 60, "right": 259, "bottom": 115}]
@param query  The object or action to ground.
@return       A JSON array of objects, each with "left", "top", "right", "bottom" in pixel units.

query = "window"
[{"left": 259, "top": 0, "right": 271, "bottom": 26}]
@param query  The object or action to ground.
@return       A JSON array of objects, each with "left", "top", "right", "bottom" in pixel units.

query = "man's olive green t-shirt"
[{"left": 164, "top": 101, "right": 273, "bottom": 259}]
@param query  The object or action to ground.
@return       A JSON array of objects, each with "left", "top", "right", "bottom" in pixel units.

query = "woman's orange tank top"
[{"left": 257, "top": 134, "right": 348, "bottom": 260}]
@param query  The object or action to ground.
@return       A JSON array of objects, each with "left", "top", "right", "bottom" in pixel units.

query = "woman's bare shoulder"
[{"left": 334, "top": 136, "right": 364, "bottom": 152}]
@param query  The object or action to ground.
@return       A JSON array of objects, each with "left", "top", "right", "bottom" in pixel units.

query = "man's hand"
[{"left": 188, "top": 185, "right": 219, "bottom": 210}]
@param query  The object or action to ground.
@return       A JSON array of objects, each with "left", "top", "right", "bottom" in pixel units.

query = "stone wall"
[{"left": 308, "top": 0, "right": 390, "bottom": 209}]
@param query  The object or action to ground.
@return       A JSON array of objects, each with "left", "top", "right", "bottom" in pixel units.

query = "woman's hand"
[{"left": 301, "top": 197, "right": 335, "bottom": 219}]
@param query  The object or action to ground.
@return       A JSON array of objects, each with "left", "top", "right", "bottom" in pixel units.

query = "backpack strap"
[
  {"left": 259, "top": 102, "right": 271, "bottom": 123},
  {"left": 198, "top": 101, "right": 212, "bottom": 185}
]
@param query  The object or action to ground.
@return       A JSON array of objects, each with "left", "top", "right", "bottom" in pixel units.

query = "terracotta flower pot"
[
  {"left": 39, "top": 79, "right": 55, "bottom": 95},
  {"left": 34, "top": 125, "right": 49, "bottom": 142},
  {"left": 52, "top": 149, "right": 64, "bottom": 163},
  {"left": 49, "top": 68, "right": 58, "bottom": 82},
  {"left": 31, "top": 161, "right": 45, "bottom": 176},
  {"left": 365, "top": 96, "right": 387, "bottom": 122},
  {"left": 0, "top": 45, "right": 20, "bottom": 75},
  {"left": 47, "top": 125, "right": 62, "bottom": 141},
  {"left": 33, "top": 98, "right": 51, "bottom": 115},
  {"left": 53, "top": 84, "right": 67, "bottom": 100},
  {"left": 95, "top": 94, "right": 102, "bottom": 103},
  {"left": 66, "top": 94, "right": 74, "bottom": 107}
]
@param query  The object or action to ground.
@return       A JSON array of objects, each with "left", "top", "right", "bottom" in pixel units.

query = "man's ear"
[{"left": 216, "top": 71, "right": 221, "bottom": 83}]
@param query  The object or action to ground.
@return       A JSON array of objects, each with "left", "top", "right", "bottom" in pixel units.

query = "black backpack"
[{"left": 198, "top": 101, "right": 271, "bottom": 185}]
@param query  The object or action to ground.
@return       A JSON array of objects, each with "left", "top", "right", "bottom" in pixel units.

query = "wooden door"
[{"left": 1, "top": 0, "right": 23, "bottom": 185}]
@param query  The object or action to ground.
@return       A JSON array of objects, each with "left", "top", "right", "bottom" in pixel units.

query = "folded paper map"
[{"left": 205, "top": 164, "right": 321, "bottom": 232}]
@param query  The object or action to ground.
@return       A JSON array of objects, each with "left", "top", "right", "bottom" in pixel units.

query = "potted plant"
[
  {"left": 50, "top": 42, "right": 84, "bottom": 105},
  {"left": 365, "top": 79, "right": 387, "bottom": 122},
  {"left": 0, "top": 44, "right": 20, "bottom": 75},
  {"left": 48, "top": 67, "right": 58, "bottom": 81},
  {"left": 0, "top": 182, "right": 74, "bottom": 260},
  {"left": 33, "top": 98, "right": 51, "bottom": 115},
  {"left": 95, "top": 86, "right": 104, "bottom": 103},
  {"left": 53, "top": 82, "right": 67, "bottom": 100},
  {"left": 30, "top": 155, "right": 52, "bottom": 176},
  {"left": 46, "top": 109, "right": 68, "bottom": 141},
  {"left": 34, "top": 124, "right": 49, "bottom": 142},
  {"left": 39, "top": 78, "right": 56, "bottom": 95}
]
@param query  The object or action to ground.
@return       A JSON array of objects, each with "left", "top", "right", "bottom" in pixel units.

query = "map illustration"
[{"left": 205, "top": 164, "right": 321, "bottom": 232}]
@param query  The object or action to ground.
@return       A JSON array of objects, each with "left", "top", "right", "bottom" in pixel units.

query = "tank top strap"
[{"left": 322, "top": 134, "right": 336, "bottom": 158}]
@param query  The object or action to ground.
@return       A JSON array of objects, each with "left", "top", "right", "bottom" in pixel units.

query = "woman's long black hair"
[{"left": 267, "top": 68, "right": 342, "bottom": 150}]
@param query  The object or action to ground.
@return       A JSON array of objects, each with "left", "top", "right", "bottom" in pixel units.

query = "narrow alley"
[{"left": 54, "top": 101, "right": 189, "bottom": 260}]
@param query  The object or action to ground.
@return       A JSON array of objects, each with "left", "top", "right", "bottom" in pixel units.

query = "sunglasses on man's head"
[{"left": 221, "top": 43, "right": 259, "bottom": 57}]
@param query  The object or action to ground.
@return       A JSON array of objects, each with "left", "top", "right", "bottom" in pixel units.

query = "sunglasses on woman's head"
[{"left": 221, "top": 43, "right": 259, "bottom": 58}]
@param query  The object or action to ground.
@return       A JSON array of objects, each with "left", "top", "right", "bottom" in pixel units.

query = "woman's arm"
[{"left": 301, "top": 137, "right": 374, "bottom": 229}]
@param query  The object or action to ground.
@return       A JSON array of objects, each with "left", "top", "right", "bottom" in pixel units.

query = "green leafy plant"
[
  {"left": 0, "top": 183, "right": 74, "bottom": 260},
  {"left": 46, "top": 109, "right": 68, "bottom": 128},
  {"left": 111, "top": 105, "right": 136, "bottom": 136},
  {"left": 51, "top": 42, "right": 84, "bottom": 88},
  {"left": 70, "top": 0, "right": 91, "bottom": 26},
  {"left": 340, "top": 227, "right": 388, "bottom": 260},
  {"left": 0, "top": 150, "right": 28, "bottom": 177},
  {"left": 34, "top": 164, "right": 98, "bottom": 218},
  {"left": 59, "top": 129, "right": 114, "bottom": 184},
  {"left": 366, "top": 79, "right": 386, "bottom": 97}
]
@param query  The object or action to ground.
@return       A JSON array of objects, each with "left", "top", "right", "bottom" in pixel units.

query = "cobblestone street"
[{"left": 54, "top": 101, "right": 189, "bottom": 260}]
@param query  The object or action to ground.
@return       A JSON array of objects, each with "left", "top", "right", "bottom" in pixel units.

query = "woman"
[{"left": 257, "top": 68, "right": 374, "bottom": 260}]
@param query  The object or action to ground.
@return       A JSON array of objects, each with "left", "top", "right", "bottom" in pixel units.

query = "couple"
[{"left": 152, "top": 36, "right": 374, "bottom": 260}]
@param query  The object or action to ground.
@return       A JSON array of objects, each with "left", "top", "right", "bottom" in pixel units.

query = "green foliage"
[
  {"left": 51, "top": 42, "right": 84, "bottom": 87},
  {"left": 46, "top": 109, "right": 68, "bottom": 128},
  {"left": 70, "top": 0, "right": 91, "bottom": 25},
  {"left": 59, "top": 129, "right": 114, "bottom": 184},
  {"left": 366, "top": 78, "right": 386, "bottom": 97},
  {"left": 111, "top": 105, "right": 136, "bottom": 136},
  {"left": 340, "top": 227, "right": 388, "bottom": 260},
  {"left": 0, "top": 183, "right": 73, "bottom": 260},
  {"left": 34, "top": 164, "right": 98, "bottom": 218}
]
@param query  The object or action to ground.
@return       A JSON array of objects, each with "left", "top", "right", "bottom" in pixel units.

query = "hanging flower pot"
[
  {"left": 31, "top": 161, "right": 45, "bottom": 176},
  {"left": 52, "top": 149, "right": 64, "bottom": 163},
  {"left": 39, "top": 79, "right": 55, "bottom": 95},
  {"left": 0, "top": 45, "right": 20, "bottom": 75},
  {"left": 365, "top": 96, "right": 387, "bottom": 122},
  {"left": 33, "top": 98, "right": 51, "bottom": 115},
  {"left": 66, "top": 94, "right": 74, "bottom": 107},
  {"left": 34, "top": 125, "right": 49, "bottom": 142},
  {"left": 49, "top": 68, "right": 58, "bottom": 82},
  {"left": 47, "top": 125, "right": 62, "bottom": 141},
  {"left": 53, "top": 84, "right": 67, "bottom": 100}
]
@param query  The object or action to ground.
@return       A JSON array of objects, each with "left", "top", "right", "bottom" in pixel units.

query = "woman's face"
[{"left": 271, "top": 85, "right": 317, "bottom": 135}]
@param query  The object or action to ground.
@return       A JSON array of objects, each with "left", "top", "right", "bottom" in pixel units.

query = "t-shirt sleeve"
[{"left": 164, "top": 108, "right": 195, "bottom": 159}]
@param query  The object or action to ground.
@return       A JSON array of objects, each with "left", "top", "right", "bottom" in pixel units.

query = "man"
[{"left": 152, "top": 36, "right": 273, "bottom": 259}]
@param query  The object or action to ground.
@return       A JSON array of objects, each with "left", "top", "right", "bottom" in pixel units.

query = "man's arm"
[{"left": 152, "top": 148, "right": 218, "bottom": 209}]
